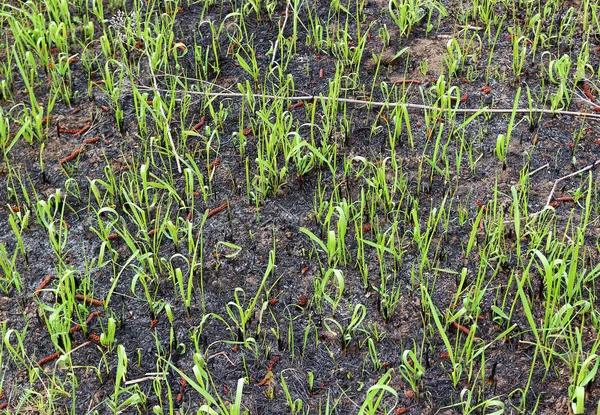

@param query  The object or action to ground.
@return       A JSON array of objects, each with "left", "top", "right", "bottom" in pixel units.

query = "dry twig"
[
  {"left": 136, "top": 83, "right": 600, "bottom": 121},
  {"left": 206, "top": 351, "right": 235, "bottom": 366},
  {"left": 545, "top": 159, "right": 600, "bottom": 207}
]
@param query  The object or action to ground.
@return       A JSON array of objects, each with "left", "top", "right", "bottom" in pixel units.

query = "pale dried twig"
[
  {"left": 124, "top": 373, "right": 166, "bottom": 385},
  {"left": 135, "top": 84, "right": 600, "bottom": 121},
  {"left": 504, "top": 159, "right": 600, "bottom": 224},
  {"left": 207, "top": 351, "right": 236, "bottom": 366},
  {"left": 545, "top": 159, "right": 600, "bottom": 207},
  {"left": 528, "top": 163, "right": 549, "bottom": 178}
]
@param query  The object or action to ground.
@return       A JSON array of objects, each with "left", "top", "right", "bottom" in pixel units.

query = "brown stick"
[
  {"left": 70, "top": 325, "right": 83, "bottom": 334},
  {"left": 83, "top": 136, "right": 101, "bottom": 144},
  {"left": 37, "top": 351, "right": 61, "bottom": 366},
  {"left": 452, "top": 321, "right": 471, "bottom": 335},
  {"left": 192, "top": 116, "right": 206, "bottom": 131},
  {"left": 75, "top": 294, "right": 105, "bottom": 306},
  {"left": 207, "top": 202, "right": 228, "bottom": 219},
  {"left": 86, "top": 311, "right": 103, "bottom": 324},
  {"left": 267, "top": 356, "right": 280, "bottom": 372},
  {"left": 59, "top": 148, "right": 83, "bottom": 165},
  {"left": 257, "top": 372, "right": 272, "bottom": 386},
  {"left": 34, "top": 275, "right": 52, "bottom": 296},
  {"left": 59, "top": 127, "right": 79, "bottom": 134},
  {"left": 583, "top": 84, "right": 596, "bottom": 102},
  {"left": 74, "top": 124, "right": 91, "bottom": 137}
]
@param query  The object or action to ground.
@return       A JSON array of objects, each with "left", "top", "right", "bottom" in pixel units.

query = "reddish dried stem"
[
  {"left": 37, "top": 351, "right": 61, "bottom": 366},
  {"left": 83, "top": 136, "right": 101, "bottom": 144},
  {"left": 267, "top": 356, "right": 280, "bottom": 372},
  {"left": 74, "top": 124, "right": 90, "bottom": 136},
  {"left": 192, "top": 116, "right": 206, "bottom": 131},
  {"left": 86, "top": 311, "right": 103, "bottom": 324},
  {"left": 394, "top": 404, "right": 418, "bottom": 414},
  {"left": 257, "top": 357, "right": 280, "bottom": 386},
  {"left": 75, "top": 294, "right": 105, "bottom": 306},
  {"left": 70, "top": 325, "right": 83, "bottom": 334},
  {"left": 59, "top": 127, "right": 79, "bottom": 134},
  {"left": 583, "top": 84, "right": 596, "bottom": 101},
  {"left": 59, "top": 148, "right": 83, "bottom": 165},
  {"left": 34, "top": 275, "right": 52, "bottom": 296},
  {"left": 256, "top": 374, "right": 271, "bottom": 386},
  {"left": 207, "top": 202, "right": 228, "bottom": 219},
  {"left": 452, "top": 321, "right": 471, "bottom": 335}
]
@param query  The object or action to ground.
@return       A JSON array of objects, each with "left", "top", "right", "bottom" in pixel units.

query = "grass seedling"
[
  {"left": 357, "top": 370, "right": 398, "bottom": 415},
  {"left": 324, "top": 304, "right": 366, "bottom": 351},
  {"left": 1, "top": 1, "right": 600, "bottom": 413},
  {"left": 226, "top": 249, "right": 275, "bottom": 340}
]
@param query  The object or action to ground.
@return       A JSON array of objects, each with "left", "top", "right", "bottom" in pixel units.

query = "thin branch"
[
  {"left": 528, "top": 163, "right": 549, "bottom": 177},
  {"left": 207, "top": 351, "right": 236, "bottom": 366},
  {"left": 505, "top": 159, "right": 600, "bottom": 225},
  {"left": 124, "top": 375, "right": 166, "bottom": 386},
  {"left": 135, "top": 84, "right": 600, "bottom": 121},
  {"left": 125, "top": 373, "right": 165, "bottom": 386},
  {"left": 545, "top": 159, "right": 600, "bottom": 207}
]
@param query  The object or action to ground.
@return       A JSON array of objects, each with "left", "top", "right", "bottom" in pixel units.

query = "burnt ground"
[{"left": 1, "top": 0, "right": 600, "bottom": 414}]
